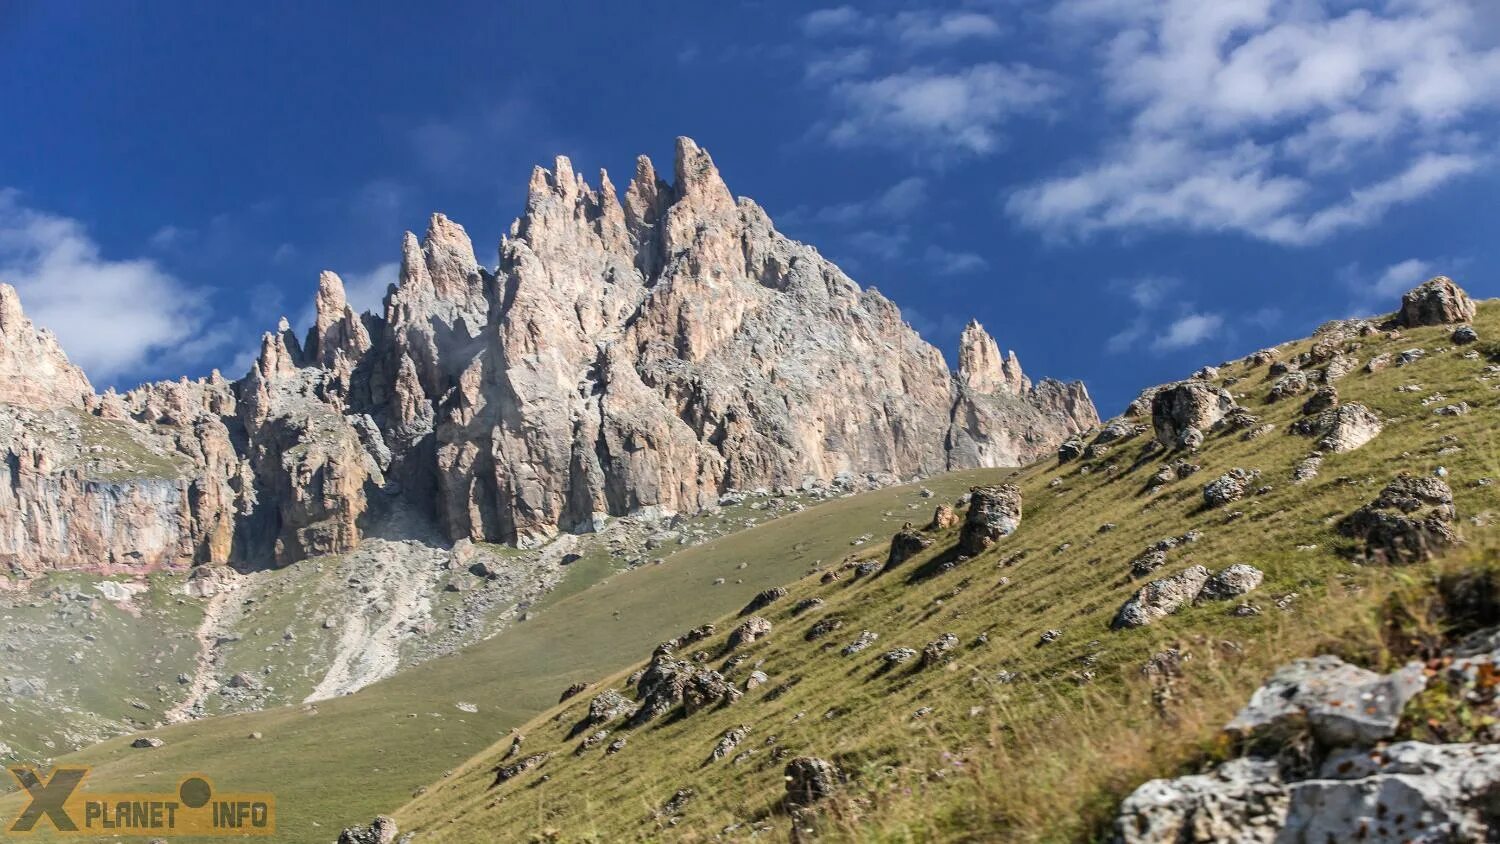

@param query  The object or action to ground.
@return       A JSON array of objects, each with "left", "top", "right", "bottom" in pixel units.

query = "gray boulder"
[
  {"left": 1225, "top": 655, "right": 1426, "bottom": 748},
  {"left": 958, "top": 484, "right": 1022, "bottom": 555},
  {"left": 1397, "top": 276, "right": 1476, "bottom": 327},
  {"left": 1203, "top": 469, "right": 1257, "bottom": 508},
  {"left": 1113, "top": 566, "right": 1211, "bottom": 629},
  {"left": 1198, "top": 564, "right": 1264, "bottom": 601},
  {"left": 1151, "top": 381, "right": 1236, "bottom": 448},
  {"left": 1338, "top": 474, "right": 1458, "bottom": 564},
  {"left": 784, "top": 756, "right": 843, "bottom": 807}
]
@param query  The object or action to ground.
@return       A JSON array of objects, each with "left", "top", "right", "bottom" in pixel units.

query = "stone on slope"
[
  {"left": 958, "top": 484, "right": 1022, "bottom": 555},
  {"left": 337, "top": 815, "right": 400, "bottom": 844},
  {"left": 1198, "top": 564, "right": 1264, "bottom": 602},
  {"left": 784, "top": 757, "right": 843, "bottom": 807},
  {"left": 1113, "top": 566, "right": 1211, "bottom": 629},
  {"left": 1225, "top": 655, "right": 1426, "bottom": 748},
  {"left": 1114, "top": 757, "right": 1287, "bottom": 844},
  {"left": 1339, "top": 474, "right": 1459, "bottom": 564},
  {"left": 885, "top": 527, "right": 934, "bottom": 570},
  {"left": 1397, "top": 276, "right": 1476, "bottom": 327},
  {"left": 726, "top": 616, "right": 772, "bottom": 651},
  {"left": 1151, "top": 381, "right": 1237, "bottom": 448},
  {"left": 739, "top": 587, "right": 787, "bottom": 616},
  {"left": 1315, "top": 404, "right": 1382, "bottom": 453},
  {"left": 1203, "top": 469, "right": 1257, "bottom": 508}
]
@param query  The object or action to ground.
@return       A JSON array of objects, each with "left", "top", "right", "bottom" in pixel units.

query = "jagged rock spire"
[
  {"left": 308, "top": 270, "right": 372, "bottom": 368},
  {"left": 958, "top": 320, "right": 1029, "bottom": 396},
  {"left": 0, "top": 282, "right": 93, "bottom": 409}
]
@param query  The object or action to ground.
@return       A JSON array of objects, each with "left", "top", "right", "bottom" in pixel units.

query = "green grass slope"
[
  {"left": 0, "top": 470, "right": 994, "bottom": 842},
  {"left": 393, "top": 303, "right": 1500, "bottom": 842}
]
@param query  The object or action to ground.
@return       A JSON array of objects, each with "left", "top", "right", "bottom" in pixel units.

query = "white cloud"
[
  {"left": 0, "top": 190, "right": 225, "bottom": 384},
  {"left": 801, "top": 6, "right": 869, "bottom": 37},
  {"left": 1372, "top": 258, "right": 1435, "bottom": 301},
  {"left": 780, "top": 177, "right": 928, "bottom": 228},
  {"left": 1011, "top": 0, "right": 1500, "bottom": 244},
  {"left": 891, "top": 11, "right": 1004, "bottom": 48},
  {"left": 825, "top": 63, "right": 1062, "bottom": 157},
  {"left": 1152, "top": 312, "right": 1224, "bottom": 351},
  {"left": 1104, "top": 275, "right": 1222, "bottom": 354},
  {"left": 294, "top": 261, "right": 398, "bottom": 332},
  {"left": 924, "top": 245, "right": 988, "bottom": 275},
  {"left": 342, "top": 261, "right": 399, "bottom": 316}
]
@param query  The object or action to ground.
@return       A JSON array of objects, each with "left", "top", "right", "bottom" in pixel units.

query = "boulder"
[
  {"left": 493, "top": 752, "right": 549, "bottom": 786},
  {"left": 1315, "top": 404, "right": 1382, "bottom": 453},
  {"left": 708, "top": 725, "right": 750, "bottom": 763},
  {"left": 1151, "top": 381, "right": 1236, "bottom": 447},
  {"left": 1198, "top": 564, "right": 1264, "bottom": 601},
  {"left": 881, "top": 647, "right": 918, "bottom": 665},
  {"left": 958, "top": 484, "right": 1022, "bottom": 555},
  {"left": 920, "top": 633, "right": 959, "bottom": 668},
  {"left": 131, "top": 737, "right": 164, "bottom": 749},
  {"left": 1225, "top": 655, "right": 1426, "bottom": 748},
  {"left": 739, "top": 586, "right": 787, "bottom": 616},
  {"left": 1453, "top": 324, "right": 1479, "bottom": 345},
  {"left": 583, "top": 689, "right": 634, "bottom": 728},
  {"left": 726, "top": 616, "right": 772, "bottom": 650},
  {"left": 784, "top": 757, "right": 843, "bottom": 807},
  {"left": 842, "top": 630, "right": 879, "bottom": 656},
  {"left": 885, "top": 528, "right": 934, "bottom": 570},
  {"left": 558, "top": 682, "right": 589, "bottom": 703},
  {"left": 337, "top": 816, "right": 400, "bottom": 844},
  {"left": 928, "top": 504, "right": 959, "bottom": 531},
  {"left": 1338, "top": 474, "right": 1459, "bottom": 564},
  {"left": 1300, "top": 386, "right": 1338, "bottom": 416},
  {"left": 1057, "top": 437, "right": 1085, "bottom": 463},
  {"left": 1114, "top": 757, "right": 1287, "bottom": 844},
  {"left": 1267, "top": 371, "right": 1309, "bottom": 402},
  {"left": 1113, "top": 566, "right": 1210, "bottom": 629},
  {"left": 1397, "top": 276, "right": 1475, "bottom": 327},
  {"left": 681, "top": 669, "right": 734, "bottom": 715},
  {"left": 1203, "top": 469, "right": 1257, "bottom": 508}
]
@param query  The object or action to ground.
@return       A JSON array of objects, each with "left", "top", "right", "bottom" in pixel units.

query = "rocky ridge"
[{"left": 0, "top": 137, "right": 1095, "bottom": 576}]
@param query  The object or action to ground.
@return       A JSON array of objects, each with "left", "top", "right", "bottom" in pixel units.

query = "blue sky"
[{"left": 3, "top": 1, "right": 1499, "bottom": 414}]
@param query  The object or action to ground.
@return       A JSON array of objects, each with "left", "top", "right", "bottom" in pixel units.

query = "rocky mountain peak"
[
  {"left": 0, "top": 138, "right": 1098, "bottom": 574},
  {"left": 958, "top": 319, "right": 1029, "bottom": 396},
  {"left": 0, "top": 282, "right": 94, "bottom": 410}
]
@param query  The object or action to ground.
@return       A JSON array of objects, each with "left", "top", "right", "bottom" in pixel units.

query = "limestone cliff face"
[
  {"left": 947, "top": 321, "right": 1099, "bottom": 468},
  {"left": 0, "top": 137, "right": 1097, "bottom": 573}
]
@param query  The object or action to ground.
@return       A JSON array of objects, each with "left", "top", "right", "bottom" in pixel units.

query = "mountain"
[
  {"left": 360, "top": 277, "right": 1500, "bottom": 842},
  {"left": 0, "top": 137, "right": 1095, "bottom": 578}
]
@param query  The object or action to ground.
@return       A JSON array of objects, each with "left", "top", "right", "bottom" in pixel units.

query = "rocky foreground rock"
[
  {"left": 1115, "top": 643, "right": 1500, "bottom": 844},
  {"left": 0, "top": 137, "right": 1096, "bottom": 574}
]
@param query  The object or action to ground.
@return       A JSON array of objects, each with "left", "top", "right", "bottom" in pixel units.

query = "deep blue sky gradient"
[{"left": 4, "top": 1, "right": 1498, "bottom": 414}]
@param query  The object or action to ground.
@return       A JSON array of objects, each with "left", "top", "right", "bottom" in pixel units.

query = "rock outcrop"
[
  {"left": 1397, "top": 275, "right": 1476, "bottom": 327},
  {"left": 0, "top": 138, "right": 1096, "bottom": 574},
  {"left": 959, "top": 484, "right": 1023, "bottom": 555},
  {"left": 1151, "top": 380, "right": 1236, "bottom": 448}
]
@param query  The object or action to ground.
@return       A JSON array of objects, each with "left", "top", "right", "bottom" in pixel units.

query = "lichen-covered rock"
[
  {"left": 1397, "top": 276, "right": 1475, "bottom": 327},
  {"left": 958, "top": 484, "right": 1022, "bottom": 555},
  {"left": 842, "top": 630, "right": 879, "bottom": 656},
  {"left": 1198, "top": 564, "right": 1263, "bottom": 601},
  {"left": 582, "top": 689, "right": 634, "bottom": 729},
  {"left": 1113, "top": 566, "right": 1211, "bottom": 629},
  {"left": 681, "top": 669, "right": 734, "bottom": 715},
  {"left": 726, "top": 616, "right": 772, "bottom": 650},
  {"left": 920, "top": 633, "right": 959, "bottom": 668},
  {"left": 1114, "top": 757, "right": 1287, "bottom": 844},
  {"left": 885, "top": 528, "right": 934, "bottom": 570},
  {"left": 337, "top": 815, "right": 400, "bottom": 844},
  {"left": 708, "top": 725, "right": 750, "bottom": 763},
  {"left": 1203, "top": 469, "right": 1257, "bottom": 508},
  {"left": 1267, "top": 371, "right": 1309, "bottom": 401},
  {"left": 1226, "top": 655, "right": 1426, "bottom": 748},
  {"left": 1453, "top": 324, "right": 1480, "bottom": 344},
  {"left": 784, "top": 757, "right": 843, "bottom": 807},
  {"left": 881, "top": 647, "right": 918, "bottom": 665},
  {"left": 1339, "top": 474, "right": 1459, "bottom": 564},
  {"left": 1151, "top": 381, "right": 1236, "bottom": 447},
  {"left": 1315, "top": 404, "right": 1382, "bottom": 453},
  {"left": 493, "top": 752, "right": 549, "bottom": 786},
  {"left": 739, "top": 587, "right": 787, "bottom": 617},
  {"left": 1057, "top": 437, "right": 1085, "bottom": 463}
]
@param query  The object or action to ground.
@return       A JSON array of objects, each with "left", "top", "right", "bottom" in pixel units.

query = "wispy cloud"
[
  {"left": 795, "top": 6, "right": 1053, "bottom": 161},
  {"left": 1152, "top": 312, "right": 1224, "bottom": 351},
  {"left": 1103, "top": 276, "right": 1224, "bottom": 355},
  {"left": 1009, "top": 0, "right": 1500, "bottom": 244},
  {"left": 924, "top": 245, "right": 988, "bottom": 275},
  {"left": 780, "top": 177, "right": 928, "bottom": 228},
  {"left": 0, "top": 189, "right": 227, "bottom": 384}
]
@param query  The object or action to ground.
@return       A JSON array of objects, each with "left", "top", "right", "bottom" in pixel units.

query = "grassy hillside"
[
  {"left": 0, "top": 469, "right": 994, "bottom": 842},
  {"left": 392, "top": 303, "right": 1500, "bottom": 842}
]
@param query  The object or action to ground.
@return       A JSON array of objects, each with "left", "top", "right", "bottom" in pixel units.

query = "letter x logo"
[{"left": 8, "top": 767, "right": 86, "bottom": 832}]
